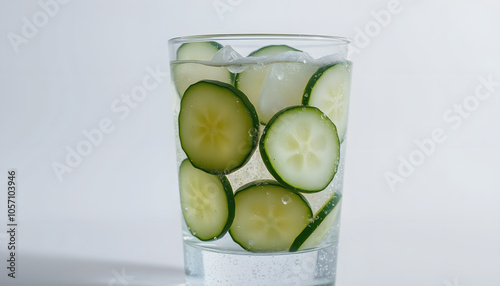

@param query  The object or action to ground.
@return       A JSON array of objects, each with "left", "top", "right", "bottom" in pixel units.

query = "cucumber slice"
[
  {"left": 179, "top": 80, "right": 259, "bottom": 174},
  {"left": 229, "top": 180, "right": 312, "bottom": 252},
  {"left": 248, "top": 45, "right": 300, "bottom": 57},
  {"left": 179, "top": 159, "right": 235, "bottom": 241},
  {"left": 303, "top": 61, "right": 352, "bottom": 141},
  {"left": 235, "top": 45, "right": 301, "bottom": 124},
  {"left": 290, "top": 192, "right": 342, "bottom": 252},
  {"left": 172, "top": 41, "right": 233, "bottom": 96},
  {"left": 260, "top": 106, "right": 340, "bottom": 192}
]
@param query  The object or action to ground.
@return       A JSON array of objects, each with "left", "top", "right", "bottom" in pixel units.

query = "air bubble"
[{"left": 248, "top": 128, "right": 259, "bottom": 137}]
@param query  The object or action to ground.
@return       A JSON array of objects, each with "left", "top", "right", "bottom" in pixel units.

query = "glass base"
[{"left": 183, "top": 242, "right": 338, "bottom": 286}]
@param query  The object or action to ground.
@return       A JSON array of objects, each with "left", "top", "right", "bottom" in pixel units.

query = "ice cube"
[
  {"left": 212, "top": 45, "right": 243, "bottom": 62},
  {"left": 270, "top": 51, "right": 315, "bottom": 64},
  {"left": 259, "top": 62, "right": 320, "bottom": 123},
  {"left": 315, "top": 54, "right": 346, "bottom": 66},
  {"left": 212, "top": 45, "right": 247, "bottom": 73},
  {"left": 227, "top": 63, "right": 248, "bottom": 74},
  {"left": 266, "top": 50, "right": 347, "bottom": 67}
]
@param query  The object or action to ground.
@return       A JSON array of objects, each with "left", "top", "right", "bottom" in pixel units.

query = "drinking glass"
[{"left": 168, "top": 34, "right": 352, "bottom": 286}]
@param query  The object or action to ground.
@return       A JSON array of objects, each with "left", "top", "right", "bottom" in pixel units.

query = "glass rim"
[{"left": 168, "top": 33, "right": 352, "bottom": 45}]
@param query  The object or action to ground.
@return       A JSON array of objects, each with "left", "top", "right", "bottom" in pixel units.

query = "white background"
[{"left": 1, "top": 0, "right": 499, "bottom": 285}]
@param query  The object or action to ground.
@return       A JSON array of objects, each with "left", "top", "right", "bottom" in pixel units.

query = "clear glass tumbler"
[{"left": 168, "top": 34, "right": 352, "bottom": 286}]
